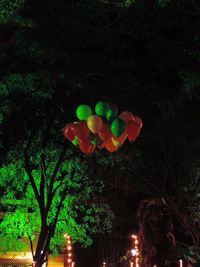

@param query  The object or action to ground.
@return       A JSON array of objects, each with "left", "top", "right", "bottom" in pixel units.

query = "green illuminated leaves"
[
  {"left": 0, "top": 236, "right": 26, "bottom": 253},
  {"left": 0, "top": 208, "right": 39, "bottom": 250}
]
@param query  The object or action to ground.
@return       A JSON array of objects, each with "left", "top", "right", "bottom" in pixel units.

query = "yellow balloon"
[{"left": 87, "top": 115, "right": 103, "bottom": 134}]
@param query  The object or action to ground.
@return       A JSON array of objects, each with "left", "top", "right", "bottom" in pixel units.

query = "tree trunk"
[
  {"left": 32, "top": 258, "right": 45, "bottom": 267},
  {"left": 33, "top": 253, "right": 48, "bottom": 267},
  {"left": 33, "top": 231, "right": 49, "bottom": 267},
  {"left": 137, "top": 197, "right": 176, "bottom": 267}
]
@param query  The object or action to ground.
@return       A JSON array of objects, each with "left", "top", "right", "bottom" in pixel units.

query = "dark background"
[{"left": 1, "top": 0, "right": 200, "bottom": 266}]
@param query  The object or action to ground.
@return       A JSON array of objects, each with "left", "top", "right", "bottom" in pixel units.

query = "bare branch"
[
  {"left": 40, "top": 152, "right": 46, "bottom": 211},
  {"left": 24, "top": 151, "right": 40, "bottom": 204},
  {"left": 28, "top": 236, "right": 35, "bottom": 259},
  {"left": 49, "top": 142, "right": 68, "bottom": 196}
]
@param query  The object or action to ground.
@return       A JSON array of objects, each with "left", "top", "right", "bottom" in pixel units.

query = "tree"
[
  {"left": 137, "top": 197, "right": 175, "bottom": 267},
  {"left": 0, "top": 83, "right": 114, "bottom": 267},
  {"left": 127, "top": 134, "right": 200, "bottom": 264}
]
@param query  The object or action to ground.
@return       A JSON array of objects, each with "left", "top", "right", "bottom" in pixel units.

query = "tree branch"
[
  {"left": 45, "top": 167, "right": 75, "bottom": 217},
  {"left": 24, "top": 151, "right": 40, "bottom": 204},
  {"left": 40, "top": 152, "right": 46, "bottom": 212},
  {"left": 46, "top": 142, "right": 69, "bottom": 211},
  {"left": 49, "top": 142, "right": 68, "bottom": 192},
  {"left": 28, "top": 236, "right": 35, "bottom": 259}
]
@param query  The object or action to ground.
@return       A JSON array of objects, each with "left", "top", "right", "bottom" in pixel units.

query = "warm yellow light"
[
  {"left": 131, "top": 234, "right": 137, "bottom": 239},
  {"left": 64, "top": 234, "right": 73, "bottom": 267},
  {"left": 14, "top": 252, "right": 32, "bottom": 259},
  {"left": 131, "top": 234, "right": 140, "bottom": 267},
  {"left": 64, "top": 234, "right": 71, "bottom": 239}
]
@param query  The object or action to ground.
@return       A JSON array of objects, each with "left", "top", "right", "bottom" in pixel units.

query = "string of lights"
[
  {"left": 131, "top": 235, "right": 140, "bottom": 267},
  {"left": 64, "top": 234, "right": 73, "bottom": 267}
]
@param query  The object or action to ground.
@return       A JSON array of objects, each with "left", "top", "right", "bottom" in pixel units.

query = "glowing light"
[
  {"left": 131, "top": 234, "right": 140, "bottom": 267},
  {"left": 131, "top": 235, "right": 137, "bottom": 239},
  {"left": 65, "top": 234, "right": 73, "bottom": 267},
  {"left": 131, "top": 249, "right": 137, "bottom": 256},
  {"left": 179, "top": 259, "right": 183, "bottom": 267},
  {"left": 13, "top": 252, "right": 32, "bottom": 259}
]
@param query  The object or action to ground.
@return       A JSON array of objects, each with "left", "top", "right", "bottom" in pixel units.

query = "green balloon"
[
  {"left": 106, "top": 109, "right": 118, "bottom": 123},
  {"left": 95, "top": 101, "right": 110, "bottom": 117},
  {"left": 111, "top": 118, "right": 126, "bottom": 137},
  {"left": 71, "top": 136, "right": 79, "bottom": 146},
  {"left": 76, "top": 104, "right": 92, "bottom": 120}
]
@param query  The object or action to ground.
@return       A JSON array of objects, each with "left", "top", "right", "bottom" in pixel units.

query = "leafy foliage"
[
  {"left": 0, "top": 140, "right": 114, "bottom": 254},
  {"left": 0, "top": 0, "right": 25, "bottom": 23}
]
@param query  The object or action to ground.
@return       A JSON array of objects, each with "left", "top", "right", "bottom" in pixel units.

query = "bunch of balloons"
[{"left": 63, "top": 101, "right": 143, "bottom": 154}]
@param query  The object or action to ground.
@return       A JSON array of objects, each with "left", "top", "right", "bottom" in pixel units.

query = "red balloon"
[
  {"left": 126, "top": 120, "right": 141, "bottom": 142},
  {"left": 63, "top": 123, "right": 75, "bottom": 141},
  {"left": 98, "top": 123, "right": 112, "bottom": 142},
  {"left": 73, "top": 121, "right": 89, "bottom": 139},
  {"left": 133, "top": 116, "right": 143, "bottom": 129},
  {"left": 119, "top": 111, "right": 134, "bottom": 124},
  {"left": 79, "top": 138, "right": 96, "bottom": 154}
]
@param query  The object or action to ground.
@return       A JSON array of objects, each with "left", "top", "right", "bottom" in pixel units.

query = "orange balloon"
[
  {"left": 87, "top": 115, "right": 103, "bottom": 134},
  {"left": 104, "top": 136, "right": 120, "bottom": 152},
  {"left": 79, "top": 138, "right": 96, "bottom": 154},
  {"left": 113, "top": 131, "right": 127, "bottom": 145},
  {"left": 98, "top": 123, "right": 112, "bottom": 142}
]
